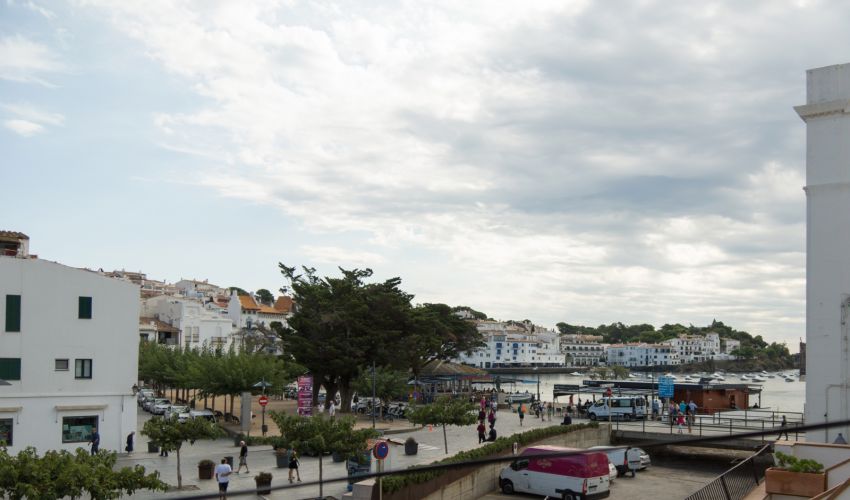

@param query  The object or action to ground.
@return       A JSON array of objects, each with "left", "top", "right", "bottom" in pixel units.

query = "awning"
[
  {"left": 0, "top": 406, "right": 22, "bottom": 412},
  {"left": 55, "top": 404, "right": 108, "bottom": 411}
]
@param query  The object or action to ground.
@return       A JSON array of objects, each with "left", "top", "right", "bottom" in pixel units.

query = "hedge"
[{"left": 381, "top": 422, "right": 599, "bottom": 493}]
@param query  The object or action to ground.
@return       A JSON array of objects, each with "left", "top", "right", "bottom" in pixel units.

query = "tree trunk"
[
  {"left": 176, "top": 447, "right": 183, "bottom": 489},
  {"left": 319, "top": 454, "right": 323, "bottom": 497},
  {"left": 312, "top": 378, "right": 322, "bottom": 410},
  {"left": 339, "top": 377, "right": 353, "bottom": 413},
  {"left": 442, "top": 424, "right": 448, "bottom": 454},
  {"left": 212, "top": 395, "right": 216, "bottom": 412},
  {"left": 322, "top": 379, "right": 338, "bottom": 411},
  {"left": 229, "top": 394, "right": 235, "bottom": 420}
]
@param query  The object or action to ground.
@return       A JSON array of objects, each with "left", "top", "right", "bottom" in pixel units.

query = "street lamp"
[
  {"left": 253, "top": 378, "right": 273, "bottom": 436},
  {"left": 534, "top": 366, "right": 540, "bottom": 403}
]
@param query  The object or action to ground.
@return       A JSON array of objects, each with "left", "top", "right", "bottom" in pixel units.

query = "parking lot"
[{"left": 479, "top": 453, "right": 731, "bottom": 500}]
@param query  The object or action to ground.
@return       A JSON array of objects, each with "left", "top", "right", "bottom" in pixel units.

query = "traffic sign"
[
  {"left": 259, "top": 395, "right": 269, "bottom": 407},
  {"left": 658, "top": 376, "right": 675, "bottom": 398},
  {"left": 373, "top": 440, "right": 389, "bottom": 460}
]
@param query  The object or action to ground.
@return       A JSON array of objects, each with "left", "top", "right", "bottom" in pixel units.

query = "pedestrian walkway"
[{"left": 120, "top": 405, "right": 562, "bottom": 499}]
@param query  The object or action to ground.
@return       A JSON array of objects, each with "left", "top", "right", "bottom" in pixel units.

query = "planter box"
[
  {"left": 276, "top": 454, "right": 288, "bottom": 468},
  {"left": 765, "top": 468, "right": 826, "bottom": 498},
  {"left": 255, "top": 478, "right": 272, "bottom": 495},
  {"left": 198, "top": 465, "right": 214, "bottom": 480}
]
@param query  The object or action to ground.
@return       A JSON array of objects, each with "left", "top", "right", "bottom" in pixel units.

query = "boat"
[
  {"left": 740, "top": 374, "right": 750, "bottom": 380},
  {"left": 751, "top": 376, "right": 767, "bottom": 382},
  {"left": 784, "top": 377, "right": 795, "bottom": 383},
  {"left": 710, "top": 373, "right": 725, "bottom": 381},
  {"left": 569, "top": 372, "right": 583, "bottom": 376}
]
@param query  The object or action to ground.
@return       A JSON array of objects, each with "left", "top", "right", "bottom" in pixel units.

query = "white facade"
[
  {"left": 175, "top": 279, "right": 226, "bottom": 300},
  {"left": 796, "top": 63, "right": 850, "bottom": 443},
  {"left": 560, "top": 334, "right": 606, "bottom": 366},
  {"left": 663, "top": 333, "right": 721, "bottom": 363},
  {"left": 607, "top": 343, "right": 680, "bottom": 367},
  {"left": 457, "top": 320, "right": 563, "bottom": 368},
  {"left": 141, "top": 296, "right": 232, "bottom": 349},
  {"left": 723, "top": 339, "right": 741, "bottom": 353},
  {"left": 226, "top": 292, "right": 291, "bottom": 329},
  {"left": 0, "top": 255, "right": 139, "bottom": 454}
]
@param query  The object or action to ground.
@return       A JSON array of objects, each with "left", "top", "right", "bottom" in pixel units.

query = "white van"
[
  {"left": 587, "top": 397, "right": 646, "bottom": 421},
  {"left": 189, "top": 409, "right": 216, "bottom": 422},
  {"left": 499, "top": 445, "right": 610, "bottom": 499},
  {"left": 588, "top": 446, "right": 644, "bottom": 477}
]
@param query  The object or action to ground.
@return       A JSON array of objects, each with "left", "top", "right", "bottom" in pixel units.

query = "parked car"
[
  {"left": 586, "top": 397, "right": 646, "bottom": 421},
  {"left": 189, "top": 409, "right": 216, "bottom": 422},
  {"left": 137, "top": 389, "right": 155, "bottom": 405},
  {"left": 145, "top": 398, "right": 168, "bottom": 412},
  {"left": 588, "top": 446, "right": 645, "bottom": 477},
  {"left": 152, "top": 400, "right": 172, "bottom": 415},
  {"left": 499, "top": 445, "right": 610, "bottom": 499},
  {"left": 167, "top": 405, "right": 189, "bottom": 419},
  {"left": 608, "top": 461, "right": 617, "bottom": 482}
]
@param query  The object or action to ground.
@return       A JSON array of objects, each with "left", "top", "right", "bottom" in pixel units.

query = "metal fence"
[{"left": 684, "top": 444, "right": 773, "bottom": 500}]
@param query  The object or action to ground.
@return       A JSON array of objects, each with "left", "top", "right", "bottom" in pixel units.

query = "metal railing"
[
  {"left": 605, "top": 409, "right": 806, "bottom": 441},
  {"left": 684, "top": 444, "right": 772, "bottom": 500}
]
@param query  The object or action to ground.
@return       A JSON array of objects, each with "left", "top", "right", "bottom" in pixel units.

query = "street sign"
[
  {"left": 658, "top": 376, "right": 675, "bottom": 398},
  {"left": 259, "top": 395, "right": 269, "bottom": 407},
  {"left": 373, "top": 441, "right": 389, "bottom": 460}
]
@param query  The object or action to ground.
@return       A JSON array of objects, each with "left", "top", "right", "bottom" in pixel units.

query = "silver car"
[{"left": 151, "top": 400, "right": 172, "bottom": 415}]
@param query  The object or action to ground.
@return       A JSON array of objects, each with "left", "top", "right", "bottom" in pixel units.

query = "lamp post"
[{"left": 534, "top": 366, "right": 540, "bottom": 403}]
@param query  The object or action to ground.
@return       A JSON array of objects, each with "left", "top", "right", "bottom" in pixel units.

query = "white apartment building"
[
  {"left": 607, "top": 343, "right": 680, "bottom": 367},
  {"left": 0, "top": 232, "right": 138, "bottom": 454},
  {"left": 227, "top": 292, "right": 292, "bottom": 329},
  {"left": 560, "top": 334, "right": 606, "bottom": 367},
  {"left": 141, "top": 295, "right": 233, "bottom": 349},
  {"left": 457, "top": 320, "right": 563, "bottom": 368},
  {"left": 723, "top": 339, "right": 741, "bottom": 353},
  {"left": 664, "top": 333, "right": 721, "bottom": 363},
  {"left": 175, "top": 279, "right": 227, "bottom": 300}
]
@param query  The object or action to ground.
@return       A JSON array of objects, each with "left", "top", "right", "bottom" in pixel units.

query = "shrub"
[
  {"left": 775, "top": 451, "right": 824, "bottom": 473},
  {"left": 198, "top": 459, "right": 215, "bottom": 467},
  {"left": 381, "top": 422, "right": 599, "bottom": 493}
]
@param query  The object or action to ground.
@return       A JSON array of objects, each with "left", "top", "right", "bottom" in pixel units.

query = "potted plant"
[
  {"left": 255, "top": 472, "right": 273, "bottom": 495},
  {"left": 198, "top": 459, "right": 215, "bottom": 480},
  {"left": 765, "top": 451, "right": 826, "bottom": 498},
  {"left": 274, "top": 447, "right": 289, "bottom": 468},
  {"left": 404, "top": 436, "right": 418, "bottom": 455}
]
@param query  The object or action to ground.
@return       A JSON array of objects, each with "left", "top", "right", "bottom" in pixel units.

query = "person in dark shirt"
[
  {"left": 89, "top": 428, "right": 100, "bottom": 455},
  {"left": 236, "top": 441, "right": 249, "bottom": 473}
]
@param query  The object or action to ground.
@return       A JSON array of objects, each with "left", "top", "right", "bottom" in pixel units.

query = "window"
[
  {"left": 75, "top": 359, "right": 92, "bottom": 379},
  {"left": 0, "top": 358, "right": 21, "bottom": 380},
  {"left": 55, "top": 359, "right": 69, "bottom": 371},
  {"left": 0, "top": 418, "right": 12, "bottom": 446},
  {"left": 78, "top": 297, "right": 92, "bottom": 319},
  {"left": 5, "top": 295, "right": 20, "bottom": 332},
  {"left": 61, "top": 416, "right": 97, "bottom": 443}
]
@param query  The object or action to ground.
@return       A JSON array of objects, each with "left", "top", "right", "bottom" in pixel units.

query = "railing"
[
  {"left": 684, "top": 444, "right": 772, "bottom": 500},
  {"left": 604, "top": 409, "right": 806, "bottom": 441}
]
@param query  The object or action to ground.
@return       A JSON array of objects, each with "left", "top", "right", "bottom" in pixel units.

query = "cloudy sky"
[{"left": 2, "top": 1, "right": 845, "bottom": 348}]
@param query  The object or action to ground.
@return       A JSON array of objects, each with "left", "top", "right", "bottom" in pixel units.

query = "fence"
[
  {"left": 607, "top": 410, "right": 805, "bottom": 442},
  {"left": 684, "top": 444, "right": 773, "bottom": 500}
]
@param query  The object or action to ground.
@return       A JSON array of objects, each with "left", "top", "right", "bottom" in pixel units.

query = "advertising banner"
[{"left": 297, "top": 375, "right": 313, "bottom": 416}]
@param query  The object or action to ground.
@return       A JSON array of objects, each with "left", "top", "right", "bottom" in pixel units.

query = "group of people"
[
  {"left": 476, "top": 396, "right": 499, "bottom": 443},
  {"left": 669, "top": 400, "right": 698, "bottom": 434}
]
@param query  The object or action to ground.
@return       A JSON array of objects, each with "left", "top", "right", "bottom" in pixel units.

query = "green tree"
[
  {"left": 228, "top": 287, "right": 249, "bottom": 296},
  {"left": 402, "top": 303, "right": 484, "bottom": 379},
  {"left": 255, "top": 289, "right": 274, "bottom": 306},
  {"left": 269, "top": 413, "right": 378, "bottom": 498},
  {"left": 407, "top": 397, "right": 478, "bottom": 454},
  {"left": 141, "top": 416, "right": 223, "bottom": 489},
  {"left": 351, "top": 367, "right": 409, "bottom": 404},
  {"left": 0, "top": 447, "right": 166, "bottom": 499},
  {"left": 611, "top": 365, "right": 630, "bottom": 380}
]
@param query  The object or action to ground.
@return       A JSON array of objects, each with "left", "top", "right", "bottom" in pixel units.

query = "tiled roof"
[
  {"left": 258, "top": 305, "right": 282, "bottom": 315},
  {"left": 273, "top": 296, "right": 293, "bottom": 313},
  {"left": 238, "top": 295, "right": 261, "bottom": 310},
  {"left": 0, "top": 231, "right": 29, "bottom": 240},
  {"left": 139, "top": 317, "right": 179, "bottom": 333}
]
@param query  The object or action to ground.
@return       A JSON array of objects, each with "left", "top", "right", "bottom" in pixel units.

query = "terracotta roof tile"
[
  {"left": 0, "top": 231, "right": 29, "bottom": 240},
  {"left": 273, "top": 296, "right": 293, "bottom": 313},
  {"left": 238, "top": 295, "right": 261, "bottom": 310}
]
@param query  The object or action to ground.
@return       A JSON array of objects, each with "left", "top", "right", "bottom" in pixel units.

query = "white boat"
[
  {"left": 784, "top": 377, "right": 795, "bottom": 382},
  {"left": 664, "top": 373, "right": 678, "bottom": 380},
  {"left": 767, "top": 374, "right": 776, "bottom": 378},
  {"left": 710, "top": 373, "right": 725, "bottom": 381},
  {"left": 570, "top": 372, "right": 583, "bottom": 376},
  {"left": 740, "top": 374, "right": 750, "bottom": 379},
  {"left": 752, "top": 376, "right": 767, "bottom": 382}
]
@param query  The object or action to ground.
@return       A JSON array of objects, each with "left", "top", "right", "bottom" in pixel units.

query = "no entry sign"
[
  {"left": 259, "top": 395, "right": 269, "bottom": 407},
  {"left": 373, "top": 441, "right": 389, "bottom": 460}
]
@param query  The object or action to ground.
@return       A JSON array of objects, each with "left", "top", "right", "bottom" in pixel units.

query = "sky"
[{"left": 2, "top": 1, "right": 846, "bottom": 350}]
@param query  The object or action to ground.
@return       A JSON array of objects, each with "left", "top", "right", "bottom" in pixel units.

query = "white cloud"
[
  {"left": 300, "top": 246, "right": 386, "bottom": 268},
  {"left": 0, "top": 35, "right": 64, "bottom": 86},
  {"left": 4, "top": 119, "right": 44, "bottom": 136}
]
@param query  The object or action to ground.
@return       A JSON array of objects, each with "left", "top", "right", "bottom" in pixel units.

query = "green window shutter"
[
  {"left": 0, "top": 358, "right": 21, "bottom": 380},
  {"left": 78, "top": 297, "right": 92, "bottom": 319},
  {"left": 5, "top": 295, "right": 20, "bottom": 332}
]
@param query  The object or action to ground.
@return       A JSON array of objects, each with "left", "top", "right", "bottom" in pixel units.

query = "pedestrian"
[
  {"left": 487, "top": 427, "right": 497, "bottom": 441},
  {"left": 677, "top": 413, "right": 685, "bottom": 434},
  {"left": 686, "top": 406, "right": 693, "bottom": 433},
  {"left": 215, "top": 457, "right": 232, "bottom": 499},
  {"left": 288, "top": 449, "right": 301, "bottom": 483},
  {"left": 89, "top": 427, "right": 100, "bottom": 455},
  {"left": 329, "top": 400, "right": 336, "bottom": 418},
  {"left": 477, "top": 421, "right": 486, "bottom": 443},
  {"left": 478, "top": 408, "right": 486, "bottom": 423},
  {"left": 651, "top": 399, "right": 659, "bottom": 420},
  {"left": 547, "top": 403, "right": 554, "bottom": 421},
  {"left": 159, "top": 441, "right": 169, "bottom": 457},
  {"left": 688, "top": 400, "right": 697, "bottom": 427},
  {"left": 679, "top": 400, "right": 686, "bottom": 416},
  {"left": 125, "top": 432, "right": 134, "bottom": 454},
  {"left": 518, "top": 404, "right": 525, "bottom": 427},
  {"left": 235, "top": 440, "right": 249, "bottom": 474},
  {"left": 778, "top": 415, "right": 789, "bottom": 440},
  {"left": 488, "top": 408, "right": 496, "bottom": 429},
  {"left": 669, "top": 403, "right": 676, "bottom": 428}
]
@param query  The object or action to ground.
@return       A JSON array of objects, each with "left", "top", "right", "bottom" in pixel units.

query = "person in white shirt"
[
  {"left": 215, "top": 458, "right": 232, "bottom": 499},
  {"left": 329, "top": 401, "right": 336, "bottom": 417}
]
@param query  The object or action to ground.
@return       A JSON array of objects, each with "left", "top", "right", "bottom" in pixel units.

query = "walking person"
[
  {"left": 288, "top": 449, "right": 301, "bottom": 483},
  {"left": 215, "top": 457, "right": 232, "bottom": 499},
  {"left": 89, "top": 428, "right": 100, "bottom": 455},
  {"left": 477, "top": 421, "right": 486, "bottom": 443},
  {"left": 677, "top": 413, "right": 685, "bottom": 434},
  {"left": 488, "top": 408, "right": 496, "bottom": 429},
  {"left": 778, "top": 415, "right": 789, "bottom": 440},
  {"left": 159, "top": 442, "right": 169, "bottom": 457},
  {"left": 518, "top": 404, "right": 525, "bottom": 427},
  {"left": 235, "top": 440, "right": 249, "bottom": 474},
  {"left": 125, "top": 432, "right": 134, "bottom": 454},
  {"left": 478, "top": 408, "right": 486, "bottom": 424}
]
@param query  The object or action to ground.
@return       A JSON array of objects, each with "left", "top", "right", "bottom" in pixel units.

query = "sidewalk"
[{"left": 120, "top": 405, "right": 566, "bottom": 499}]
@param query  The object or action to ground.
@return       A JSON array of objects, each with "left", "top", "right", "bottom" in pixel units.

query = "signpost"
[
  {"left": 658, "top": 376, "right": 675, "bottom": 398},
  {"left": 258, "top": 395, "right": 268, "bottom": 435},
  {"left": 373, "top": 441, "right": 389, "bottom": 500}
]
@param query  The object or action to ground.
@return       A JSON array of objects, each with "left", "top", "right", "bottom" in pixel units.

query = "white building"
[
  {"left": 607, "top": 343, "right": 680, "bottom": 367},
  {"left": 723, "top": 339, "right": 741, "bottom": 353},
  {"left": 141, "top": 295, "right": 233, "bottom": 349},
  {"left": 457, "top": 320, "right": 563, "bottom": 368},
  {"left": 175, "top": 279, "right": 227, "bottom": 300},
  {"left": 226, "top": 292, "right": 292, "bottom": 329},
  {"left": 560, "top": 334, "right": 606, "bottom": 366},
  {"left": 0, "top": 232, "right": 139, "bottom": 454},
  {"left": 796, "top": 63, "right": 850, "bottom": 443},
  {"left": 664, "top": 333, "right": 721, "bottom": 363}
]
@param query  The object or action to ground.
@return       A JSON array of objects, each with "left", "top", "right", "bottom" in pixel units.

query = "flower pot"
[
  {"left": 255, "top": 476, "right": 272, "bottom": 495},
  {"left": 276, "top": 454, "right": 288, "bottom": 468},
  {"left": 404, "top": 440, "right": 418, "bottom": 455},
  {"left": 198, "top": 463, "right": 214, "bottom": 480},
  {"left": 765, "top": 468, "right": 826, "bottom": 498}
]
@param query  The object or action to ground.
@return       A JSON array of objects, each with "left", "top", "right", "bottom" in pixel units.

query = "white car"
[
  {"left": 588, "top": 446, "right": 643, "bottom": 477},
  {"left": 152, "top": 400, "right": 172, "bottom": 415},
  {"left": 167, "top": 405, "right": 189, "bottom": 420}
]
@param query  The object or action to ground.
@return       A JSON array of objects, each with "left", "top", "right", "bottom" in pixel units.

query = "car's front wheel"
[
  {"left": 501, "top": 479, "right": 514, "bottom": 494},
  {"left": 589, "top": 413, "right": 597, "bottom": 421}
]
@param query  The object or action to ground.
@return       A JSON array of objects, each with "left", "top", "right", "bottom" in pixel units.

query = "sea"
[{"left": 487, "top": 371, "right": 807, "bottom": 414}]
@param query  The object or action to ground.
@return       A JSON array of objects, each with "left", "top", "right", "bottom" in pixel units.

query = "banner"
[{"left": 297, "top": 375, "right": 313, "bottom": 416}]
